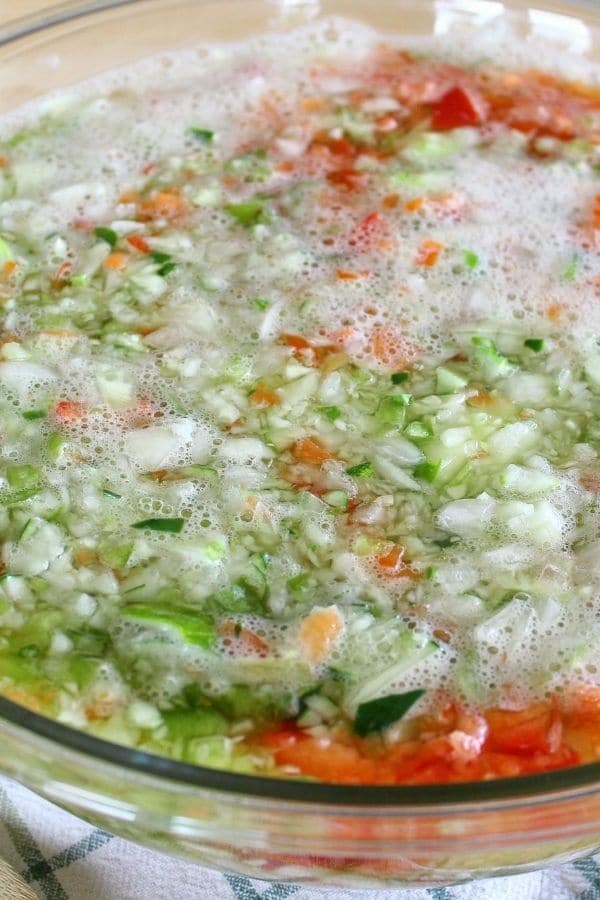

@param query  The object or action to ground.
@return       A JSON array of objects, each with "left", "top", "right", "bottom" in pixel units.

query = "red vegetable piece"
[{"left": 431, "top": 86, "right": 484, "bottom": 131}]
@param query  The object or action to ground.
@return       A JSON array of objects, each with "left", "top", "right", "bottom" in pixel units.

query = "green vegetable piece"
[
  {"left": 180, "top": 465, "right": 217, "bottom": 480},
  {"left": 6, "top": 465, "right": 40, "bottom": 491},
  {"left": 188, "top": 127, "right": 214, "bottom": 143},
  {"left": 414, "top": 459, "right": 441, "bottom": 482},
  {"left": 471, "top": 336, "right": 512, "bottom": 379},
  {"left": 436, "top": 366, "right": 468, "bottom": 394},
  {"left": 354, "top": 689, "right": 425, "bottom": 737},
  {"left": 345, "top": 460, "right": 374, "bottom": 477},
  {"left": 94, "top": 226, "right": 118, "bottom": 247},
  {"left": 157, "top": 261, "right": 177, "bottom": 277},
  {"left": 425, "top": 566, "right": 437, "bottom": 580},
  {"left": 22, "top": 410, "right": 46, "bottom": 421},
  {"left": 405, "top": 421, "right": 433, "bottom": 441},
  {"left": 318, "top": 405, "right": 341, "bottom": 421},
  {"left": 524, "top": 338, "right": 545, "bottom": 353},
  {"left": 47, "top": 432, "right": 67, "bottom": 462},
  {"left": 0, "top": 236, "right": 14, "bottom": 263},
  {"left": 391, "top": 371, "right": 409, "bottom": 385},
  {"left": 562, "top": 255, "right": 579, "bottom": 282},
  {"left": 131, "top": 517, "right": 185, "bottom": 534},
  {"left": 462, "top": 249, "right": 480, "bottom": 270},
  {"left": 249, "top": 297, "right": 269, "bottom": 311},
  {"left": 102, "top": 488, "right": 122, "bottom": 499},
  {"left": 99, "top": 540, "right": 133, "bottom": 569},
  {"left": 150, "top": 251, "right": 171, "bottom": 264},
  {"left": 124, "top": 603, "right": 214, "bottom": 647},
  {"left": 378, "top": 393, "right": 411, "bottom": 428},
  {"left": 163, "top": 707, "right": 226, "bottom": 739},
  {"left": 18, "top": 644, "right": 40, "bottom": 659},
  {"left": 322, "top": 490, "right": 349, "bottom": 509},
  {"left": 225, "top": 200, "right": 266, "bottom": 227}
]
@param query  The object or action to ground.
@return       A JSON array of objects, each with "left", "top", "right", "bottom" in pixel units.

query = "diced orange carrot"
[
  {"left": 250, "top": 383, "right": 280, "bottom": 407},
  {"left": 291, "top": 437, "right": 335, "bottom": 465},
  {"left": 375, "top": 544, "right": 421, "bottom": 580},
  {"left": 51, "top": 261, "right": 73, "bottom": 288},
  {"left": 328, "top": 326, "right": 357, "bottom": 348},
  {"left": 336, "top": 268, "right": 370, "bottom": 280},
  {"left": 302, "top": 97, "right": 327, "bottom": 112},
  {"left": 138, "top": 190, "right": 188, "bottom": 221},
  {"left": 74, "top": 547, "right": 98, "bottom": 566},
  {"left": 55, "top": 400, "right": 85, "bottom": 422},
  {"left": 299, "top": 605, "right": 345, "bottom": 666},
  {"left": 126, "top": 233, "right": 151, "bottom": 253},
  {"left": 220, "top": 620, "right": 270, "bottom": 657},
  {"left": 547, "top": 302, "right": 563, "bottom": 320},
  {"left": 103, "top": 251, "right": 129, "bottom": 270},
  {"left": 466, "top": 388, "right": 497, "bottom": 408},
  {"left": 414, "top": 238, "right": 445, "bottom": 267},
  {"left": 2, "top": 260, "right": 17, "bottom": 277},
  {"left": 368, "top": 325, "right": 420, "bottom": 368},
  {"left": 118, "top": 190, "right": 140, "bottom": 205},
  {"left": 405, "top": 196, "right": 426, "bottom": 213},
  {"left": 382, "top": 193, "right": 400, "bottom": 209}
]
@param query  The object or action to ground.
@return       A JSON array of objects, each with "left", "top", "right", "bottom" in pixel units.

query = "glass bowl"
[{"left": 1, "top": 0, "right": 600, "bottom": 889}]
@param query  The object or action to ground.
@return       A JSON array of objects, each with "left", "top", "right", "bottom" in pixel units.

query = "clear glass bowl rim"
[{"left": 1, "top": 0, "right": 600, "bottom": 810}]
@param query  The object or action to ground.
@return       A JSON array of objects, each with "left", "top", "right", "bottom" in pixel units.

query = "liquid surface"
[{"left": 1, "top": 21, "right": 600, "bottom": 783}]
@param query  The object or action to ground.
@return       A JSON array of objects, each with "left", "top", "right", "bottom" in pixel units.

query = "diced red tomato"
[
  {"left": 431, "top": 86, "right": 485, "bottom": 131},
  {"left": 485, "top": 703, "right": 561, "bottom": 755}
]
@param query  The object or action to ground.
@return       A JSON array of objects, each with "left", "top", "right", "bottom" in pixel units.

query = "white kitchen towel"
[{"left": 0, "top": 776, "right": 599, "bottom": 900}]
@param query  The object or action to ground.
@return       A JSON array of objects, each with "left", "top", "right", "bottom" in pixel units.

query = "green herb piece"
[
  {"left": 354, "top": 689, "right": 425, "bottom": 737},
  {"left": 22, "top": 410, "right": 46, "bottom": 421},
  {"left": 425, "top": 566, "right": 437, "bottom": 580},
  {"left": 345, "top": 460, "right": 374, "bottom": 477},
  {"left": 131, "top": 517, "right": 185, "bottom": 534},
  {"left": 94, "top": 226, "right": 118, "bottom": 247},
  {"left": 391, "top": 371, "right": 409, "bottom": 385},
  {"left": 225, "top": 199, "right": 266, "bottom": 227},
  {"left": 150, "top": 251, "right": 171, "bottom": 264},
  {"left": 18, "top": 644, "right": 40, "bottom": 659},
  {"left": 249, "top": 297, "right": 269, "bottom": 311},
  {"left": 524, "top": 338, "right": 545, "bottom": 352},
  {"left": 462, "top": 249, "right": 480, "bottom": 270},
  {"left": 318, "top": 406, "right": 341, "bottom": 421},
  {"left": 102, "top": 488, "right": 122, "bottom": 499},
  {"left": 188, "top": 127, "right": 214, "bottom": 143},
  {"left": 157, "top": 261, "right": 177, "bottom": 277},
  {"left": 414, "top": 459, "right": 441, "bottom": 482}
]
